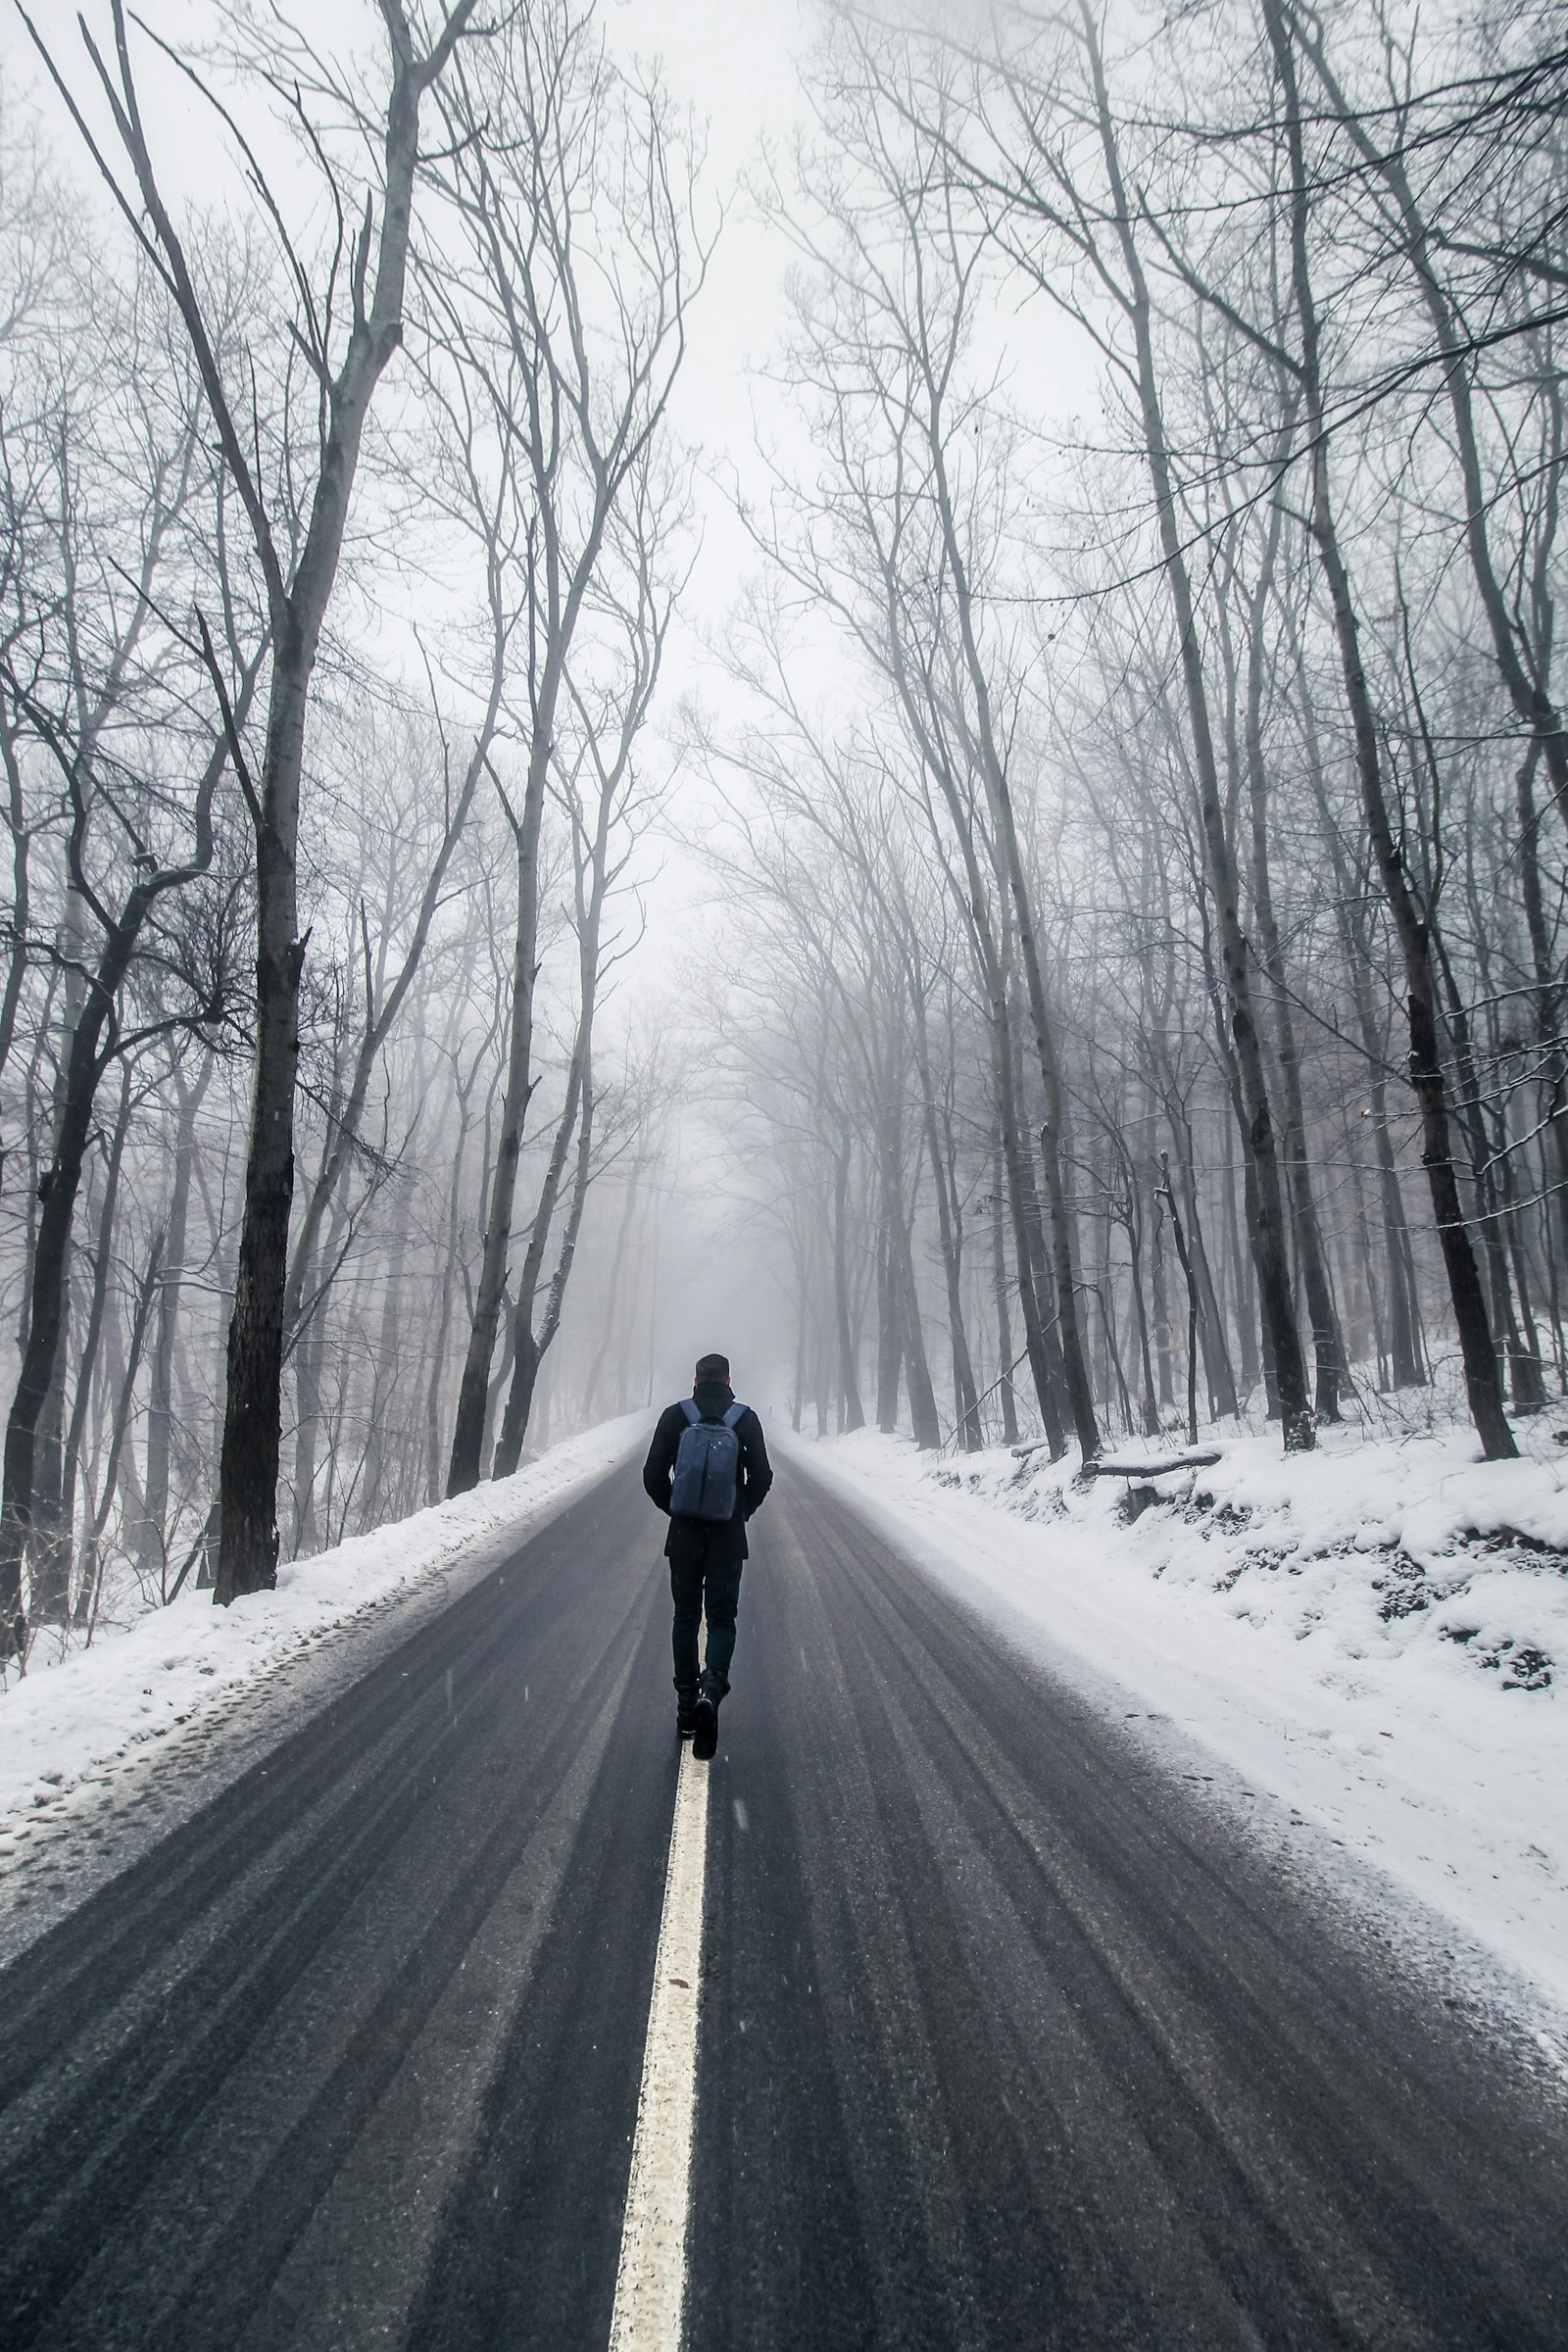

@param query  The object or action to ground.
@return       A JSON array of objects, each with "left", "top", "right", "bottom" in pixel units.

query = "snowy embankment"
[
  {"left": 0, "top": 1413, "right": 648, "bottom": 1852},
  {"left": 800, "top": 1419, "right": 1568, "bottom": 2023}
]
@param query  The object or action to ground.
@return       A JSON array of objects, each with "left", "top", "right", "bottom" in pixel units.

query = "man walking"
[{"left": 643, "top": 1353, "right": 772, "bottom": 1760}]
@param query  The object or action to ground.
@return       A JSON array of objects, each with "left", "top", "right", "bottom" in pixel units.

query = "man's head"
[{"left": 694, "top": 1351, "right": 730, "bottom": 1387}]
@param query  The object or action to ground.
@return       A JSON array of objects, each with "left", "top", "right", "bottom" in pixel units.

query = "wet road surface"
[{"left": 2, "top": 1447, "right": 1564, "bottom": 2349}]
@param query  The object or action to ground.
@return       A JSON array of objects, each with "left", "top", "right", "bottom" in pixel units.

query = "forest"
[{"left": 0, "top": 0, "right": 1563, "bottom": 1664}]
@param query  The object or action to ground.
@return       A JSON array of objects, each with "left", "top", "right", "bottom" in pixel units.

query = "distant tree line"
[{"left": 709, "top": 0, "right": 1567, "bottom": 1468}]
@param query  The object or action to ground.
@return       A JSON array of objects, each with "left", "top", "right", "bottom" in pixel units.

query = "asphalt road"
[{"left": 1, "top": 1446, "right": 1565, "bottom": 2350}]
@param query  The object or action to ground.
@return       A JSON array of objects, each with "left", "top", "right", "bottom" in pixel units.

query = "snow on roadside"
[
  {"left": 0, "top": 1413, "right": 648, "bottom": 1838},
  {"left": 797, "top": 1421, "right": 1568, "bottom": 2022}
]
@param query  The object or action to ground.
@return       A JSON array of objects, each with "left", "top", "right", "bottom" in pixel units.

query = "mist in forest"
[{"left": 0, "top": 0, "right": 1563, "bottom": 1662}]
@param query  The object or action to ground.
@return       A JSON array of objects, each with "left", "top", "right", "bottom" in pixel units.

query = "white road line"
[{"left": 608, "top": 1740, "right": 710, "bottom": 2352}]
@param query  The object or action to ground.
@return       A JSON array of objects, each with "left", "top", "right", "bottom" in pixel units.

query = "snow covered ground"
[
  {"left": 11, "top": 1392, "right": 1567, "bottom": 2066},
  {"left": 0, "top": 1413, "right": 649, "bottom": 1959},
  {"left": 797, "top": 1416, "right": 1568, "bottom": 2042}
]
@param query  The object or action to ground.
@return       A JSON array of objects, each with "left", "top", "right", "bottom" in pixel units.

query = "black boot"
[
  {"left": 674, "top": 1679, "right": 699, "bottom": 1740},
  {"left": 691, "top": 1668, "right": 725, "bottom": 1762}
]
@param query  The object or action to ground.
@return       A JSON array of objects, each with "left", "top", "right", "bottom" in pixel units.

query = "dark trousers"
[{"left": 669, "top": 1548, "right": 743, "bottom": 1693}]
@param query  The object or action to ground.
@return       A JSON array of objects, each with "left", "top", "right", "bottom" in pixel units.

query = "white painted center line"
[{"left": 608, "top": 1740, "right": 710, "bottom": 2352}]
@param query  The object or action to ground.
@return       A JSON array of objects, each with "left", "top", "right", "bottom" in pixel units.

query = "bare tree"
[
  {"left": 23, "top": 0, "right": 492, "bottom": 1602},
  {"left": 428, "top": 0, "right": 707, "bottom": 1493}
]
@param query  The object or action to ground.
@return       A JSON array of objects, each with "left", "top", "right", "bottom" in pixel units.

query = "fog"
[{"left": 0, "top": 0, "right": 1563, "bottom": 1657}]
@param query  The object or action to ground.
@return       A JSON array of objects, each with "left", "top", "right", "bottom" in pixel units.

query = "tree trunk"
[
  {"left": 991, "top": 1137, "right": 1020, "bottom": 1446},
  {"left": 874, "top": 1194, "right": 902, "bottom": 1434},
  {"left": 1168, "top": 1117, "right": 1239, "bottom": 1421},
  {"left": 288, "top": 1173, "right": 353, "bottom": 1557},
  {"left": 1080, "top": 0, "right": 1312, "bottom": 1449},
  {"left": 448, "top": 757, "right": 549, "bottom": 1494},
  {"left": 1158, "top": 1156, "right": 1201, "bottom": 1447},
  {"left": 139, "top": 1060, "right": 208, "bottom": 1578},
  {"left": 911, "top": 988, "right": 980, "bottom": 1447},
  {"left": 833, "top": 1127, "right": 866, "bottom": 1431},
  {"left": 0, "top": 917, "right": 148, "bottom": 1646},
  {"left": 206, "top": 16, "right": 476, "bottom": 1598},
  {"left": 217, "top": 643, "right": 314, "bottom": 1597},
  {"left": 1264, "top": 0, "right": 1513, "bottom": 1458},
  {"left": 75, "top": 1232, "right": 163, "bottom": 1617},
  {"left": 1292, "top": 641, "right": 1426, "bottom": 1392},
  {"left": 362, "top": 1206, "right": 408, "bottom": 1529},
  {"left": 999, "top": 1046, "right": 1065, "bottom": 1456},
  {"left": 492, "top": 1032, "right": 595, "bottom": 1480},
  {"left": 46, "top": 1066, "right": 136, "bottom": 1620},
  {"left": 1124, "top": 1189, "right": 1160, "bottom": 1438},
  {"left": 887, "top": 1159, "right": 941, "bottom": 1448},
  {"left": 1243, "top": 500, "right": 1346, "bottom": 1419},
  {"left": 906, "top": 291, "right": 1100, "bottom": 1457}
]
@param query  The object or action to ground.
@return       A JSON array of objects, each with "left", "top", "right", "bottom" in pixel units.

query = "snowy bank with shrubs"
[{"left": 799, "top": 1413, "right": 1568, "bottom": 2024}]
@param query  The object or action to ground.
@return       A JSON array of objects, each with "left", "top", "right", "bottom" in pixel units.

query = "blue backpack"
[{"left": 669, "top": 1398, "right": 747, "bottom": 1521}]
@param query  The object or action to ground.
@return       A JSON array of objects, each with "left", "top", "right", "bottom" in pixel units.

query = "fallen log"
[{"left": 1076, "top": 1451, "right": 1222, "bottom": 1479}]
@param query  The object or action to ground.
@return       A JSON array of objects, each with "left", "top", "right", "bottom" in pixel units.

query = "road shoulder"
[
  {"left": 0, "top": 1416, "right": 650, "bottom": 1969},
  {"left": 785, "top": 1431, "right": 1568, "bottom": 2083}
]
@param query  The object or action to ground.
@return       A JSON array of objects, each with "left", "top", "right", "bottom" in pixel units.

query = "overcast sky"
[{"left": 0, "top": 0, "right": 1074, "bottom": 1396}]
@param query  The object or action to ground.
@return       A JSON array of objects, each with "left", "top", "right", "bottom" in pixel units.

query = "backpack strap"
[
  {"left": 679, "top": 1398, "right": 701, "bottom": 1426},
  {"left": 722, "top": 1401, "right": 747, "bottom": 1429}
]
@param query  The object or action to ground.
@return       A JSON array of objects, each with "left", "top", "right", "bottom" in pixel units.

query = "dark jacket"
[{"left": 643, "top": 1381, "right": 773, "bottom": 1562}]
